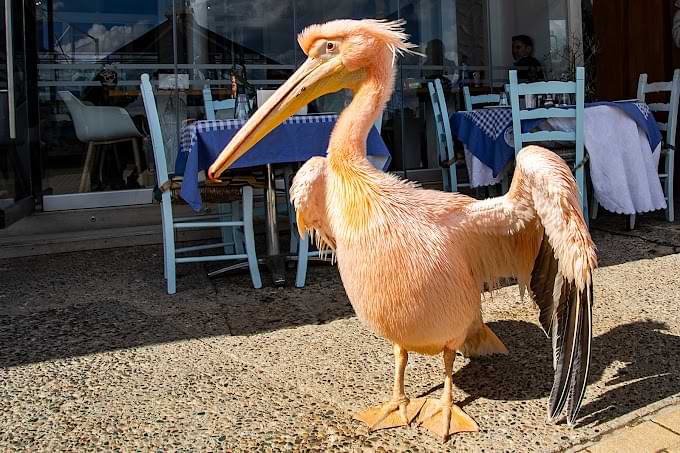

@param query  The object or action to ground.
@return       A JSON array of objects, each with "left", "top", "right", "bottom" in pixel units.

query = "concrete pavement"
[{"left": 1, "top": 211, "right": 680, "bottom": 452}]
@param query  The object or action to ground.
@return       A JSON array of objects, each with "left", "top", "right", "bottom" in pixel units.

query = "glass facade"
[
  {"left": 1, "top": 0, "right": 37, "bottom": 226},
  {"left": 33, "top": 0, "right": 574, "bottom": 204}
]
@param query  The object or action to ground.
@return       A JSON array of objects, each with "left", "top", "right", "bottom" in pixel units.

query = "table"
[
  {"left": 176, "top": 114, "right": 391, "bottom": 285},
  {"left": 449, "top": 102, "right": 666, "bottom": 215}
]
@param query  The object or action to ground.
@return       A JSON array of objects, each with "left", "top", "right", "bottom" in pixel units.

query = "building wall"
[
  {"left": 592, "top": 0, "right": 679, "bottom": 192},
  {"left": 593, "top": 0, "right": 674, "bottom": 101}
]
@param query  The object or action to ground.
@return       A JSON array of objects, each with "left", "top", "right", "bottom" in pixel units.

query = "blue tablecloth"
[
  {"left": 450, "top": 101, "right": 663, "bottom": 178},
  {"left": 175, "top": 114, "right": 392, "bottom": 211}
]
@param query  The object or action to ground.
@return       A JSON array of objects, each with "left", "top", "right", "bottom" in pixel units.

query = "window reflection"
[
  {"left": 34, "top": 0, "right": 574, "bottom": 197},
  {"left": 36, "top": 0, "right": 173, "bottom": 195}
]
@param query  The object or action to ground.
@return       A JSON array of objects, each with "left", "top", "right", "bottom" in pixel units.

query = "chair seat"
[
  {"left": 162, "top": 175, "right": 265, "bottom": 204},
  {"left": 551, "top": 146, "right": 577, "bottom": 161}
]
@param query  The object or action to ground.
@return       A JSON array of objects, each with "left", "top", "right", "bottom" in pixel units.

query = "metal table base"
[{"left": 207, "top": 163, "right": 292, "bottom": 286}]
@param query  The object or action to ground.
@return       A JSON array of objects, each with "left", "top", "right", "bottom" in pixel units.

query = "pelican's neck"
[{"left": 328, "top": 73, "right": 390, "bottom": 167}]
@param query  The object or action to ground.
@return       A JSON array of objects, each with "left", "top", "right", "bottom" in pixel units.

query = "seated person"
[
  {"left": 512, "top": 35, "right": 544, "bottom": 82},
  {"left": 421, "top": 39, "right": 457, "bottom": 90}
]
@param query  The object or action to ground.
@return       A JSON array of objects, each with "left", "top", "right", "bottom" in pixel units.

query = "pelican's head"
[{"left": 208, "top": 18, "right": 417, "bottom": 179}]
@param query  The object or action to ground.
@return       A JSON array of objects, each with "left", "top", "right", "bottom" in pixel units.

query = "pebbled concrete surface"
[{"left": 1, "top": 210, "right": 680, "bottom": 452}]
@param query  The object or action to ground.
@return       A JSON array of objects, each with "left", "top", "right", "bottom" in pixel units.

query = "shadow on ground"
[
  {"left": 441, "top": 320, "right": 680, "bottom": 427},
  {"left": 0, "top": 259, "right": 354, "bottom": 368},
  {"left": 589, "top": 208, "right": 680, "bottom": 267}
]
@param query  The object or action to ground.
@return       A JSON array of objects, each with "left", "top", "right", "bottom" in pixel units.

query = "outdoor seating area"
[{"left": 128, "top": 62, "right": 676, "bottom": 296}]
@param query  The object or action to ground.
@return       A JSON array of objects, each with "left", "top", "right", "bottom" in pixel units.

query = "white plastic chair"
[
  {"left": 140, "top": 74, "right": 261, "bottom": 294},
  {"left": 59, "top": 91, "right": 143, "bottom": 192},
  {"left": 593, "top": 70, "right": 679, "bottom": 228}
]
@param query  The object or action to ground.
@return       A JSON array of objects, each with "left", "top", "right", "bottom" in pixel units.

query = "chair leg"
[
  {"left": 295, "top": 232, "right": 310, "bottom": 288},
  {"left": 574, "top": 165, "right": 588, "bottom": 225},
  {"left": 161, "top": 195, "right": 176, "bottom": 294},
  {"left": 241, "top": 186, "right": 262, "bottom": 289},
  {"left": 113, "top": 145, "right": 122, "bottom": 182},
  {"left": 449, "top": 166, "right": 458, "bottom": 193},
  {"left": 217, "top": 203, "right": 235, "bottom": 255},
  {"left": 160, "top": 202, "right": 169, "bottom": 281},
  {"left": 131, "top": 138, "right": 143, "bottom": 176},
  {"left": 79, "top": 142, "right": 96, "bottom": 192},
  {"left": 232, "top": 201, "right": 244, "bottom": 255},
  {"left": 99, "top": 143, "right": 107, "bottom": 187},
  {"left": 283, "top": 165, "right": 298, "bottom": 254},
  {"left": 628, "top": 214, "right": 636, "bottom": 231},
  {"left": 666, "top": 150, "right": 675, "bottom": 222},
  {"left": 591, "top": 196, "right": 599, "bottom": 220},
  {"left": 499, "top": 163, "right": 512, "bottom": 194},
  {"left": 582, "top": 184, "right": 590, "bottom": 229},
  {"left": 501, "top": 175, "right": 509, "bottom": 194}
]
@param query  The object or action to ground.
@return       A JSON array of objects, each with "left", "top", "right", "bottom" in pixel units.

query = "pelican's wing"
[
  {"left": 290, "top": 156, "right": 335, "bottom": 253},
  {"left": 463, "top": 146, "right": 597, "bottom": 426}
]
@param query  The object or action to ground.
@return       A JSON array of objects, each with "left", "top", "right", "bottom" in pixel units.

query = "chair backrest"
[
  {"left": 463, "top": 86, "right": 501, "bottom": 112},
  {"left": 257, "top": 89, "right": 307, "bottom": 115},
  {"left": 509, "top": 67, "right": 585, "bottom": 157},
  {"left": 58, "top": 91, "right": 90, "bottom": 142},
  {"left": 427, "top": 79, "right": 456, "bottom": 191},
  {"left": 637, "top": 69, "right": 680, "bottom": 148},
  {"left": 140, "top": 74, "right": 169, "bottom": 186},
  {"left": 203, "top": 84, "right": 236, "bottom": 120}
]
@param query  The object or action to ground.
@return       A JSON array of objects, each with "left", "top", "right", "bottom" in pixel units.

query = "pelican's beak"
[{"left": 208, "top": 56, "right": 362, "bottom": 179}]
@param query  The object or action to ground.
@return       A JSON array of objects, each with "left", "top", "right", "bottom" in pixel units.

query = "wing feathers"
[
  {"left": 530, "top": 235, "right": 561, "bottom": 337},
  {"left": 466, "top": 147, "right": 597, "bottom": 426},
  {"left": 565, "top": 285, "right": 593, "bottom": 426},
  {"left": 532, "top": 235, "right": 593, "bottom": 426}
]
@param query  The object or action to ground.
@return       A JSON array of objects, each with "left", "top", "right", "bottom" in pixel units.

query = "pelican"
[{"left": 209, "top": 19, "right": 596, "bottom": 441}]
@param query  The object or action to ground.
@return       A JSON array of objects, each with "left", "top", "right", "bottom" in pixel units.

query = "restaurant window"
[
  {"left": 488, "top": 0, "right": 572, "bottom": 85},
  {"left": 36, "top": 0, "right": 174, "bottom": 206},
  {"left": 32, "top": 0, "right": 576, "bottom": 209}
]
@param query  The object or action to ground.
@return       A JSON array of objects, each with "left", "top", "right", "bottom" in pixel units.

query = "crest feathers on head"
[{"left": 297, "top": 18, "right": 423, "bottom": 64}]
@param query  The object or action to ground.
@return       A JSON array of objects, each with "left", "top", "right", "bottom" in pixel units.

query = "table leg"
[{"left": 266, "top": 163, "right": 286, "bottom": 286}]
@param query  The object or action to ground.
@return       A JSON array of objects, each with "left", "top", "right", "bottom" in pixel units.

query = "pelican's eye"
[{"left": 326, "top": 41, "right": 336, "bottom": 52}]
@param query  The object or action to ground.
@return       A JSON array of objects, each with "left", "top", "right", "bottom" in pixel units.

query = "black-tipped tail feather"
[{"left": 530, "top": 234, "right": 593, "bottom": 426}]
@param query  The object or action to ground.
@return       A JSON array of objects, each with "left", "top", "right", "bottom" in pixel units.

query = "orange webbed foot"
[
  {"left": 354, "top": 398, "right": 426, "bottom": 431},
  {"left": 416, "top": 398, "right": 479, "bottom": 442}
]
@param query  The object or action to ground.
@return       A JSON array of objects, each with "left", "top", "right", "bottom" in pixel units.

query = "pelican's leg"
[
  {"left": 354, "top": 344, "right": 426, "bottom": 431},
  {"left": 417, "top": 347, "right": 479, "bottom": 442}
]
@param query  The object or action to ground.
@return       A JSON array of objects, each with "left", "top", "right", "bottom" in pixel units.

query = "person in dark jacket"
[{"left": 512, "top": 35, "right": 544, "bottom": 82}]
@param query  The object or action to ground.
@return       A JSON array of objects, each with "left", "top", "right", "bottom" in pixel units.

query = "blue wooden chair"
[
  {"left": 427, "top": 78, "right": 467, "bottom": 192},
  {"left": 141, "top": 74, "right": 261, "bottom": 294},
  {"left": 203, "top": 83, "right": 236, "bottom": 120},
  {"left": 463, "top": 85, "right": 510, "bottom": 111},
  {"left": 508, "top": 67, "right": 589, "bottom": 222},
  {"left": 638, "top": 69, "right": 679, "bottom": 225},
  {"left": 593, "top": 69, "right": 679, "bottom": 228},
  {"left": 463, "top": 86, "right": 500, "bottom": 111}
]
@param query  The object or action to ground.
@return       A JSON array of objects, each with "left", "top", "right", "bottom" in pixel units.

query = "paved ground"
[{"left": 1, "top": 210, "right": 680, "bottom": 452}]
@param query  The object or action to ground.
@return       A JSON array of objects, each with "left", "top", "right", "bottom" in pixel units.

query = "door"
[
  {"left": 35, "top": 1, "right": 174, "bottom": 211},
  {"left": 0, "top": 0, "right": 33, "bottom": 228}
]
